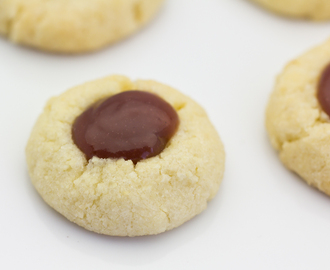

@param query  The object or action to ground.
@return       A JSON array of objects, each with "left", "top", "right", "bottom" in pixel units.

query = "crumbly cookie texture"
[
  {"left": 250, "top": 0, "right": 330, "bottom": 20},
  {"left": 266, "top": 39, "right": 330, "bottom": 195},
  {"left": 0, "top": 0, "right": 164, "bottom": 53},
  {"left": 26, "top": 76, "right": 225, "bottom": 236}
]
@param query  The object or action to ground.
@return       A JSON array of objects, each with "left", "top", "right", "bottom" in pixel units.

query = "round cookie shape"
[
  {"left": 250, "top": 0, "right": 330, "bottom": 20},
  {"left": 26, "top": 75, "right": 225, "bottom": 236},
  {"left": 266, "top": 38, "right": 330, "bottom": 196},
  {"left": 0, "top": 0, "right": 165, "bottom": 53}
]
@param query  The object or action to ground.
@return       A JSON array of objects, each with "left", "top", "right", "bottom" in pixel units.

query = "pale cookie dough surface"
[
  {"left": 266, "top": 39, "right": 330, "bottom": 196},
  {"left": 250, "top": 0, "right": 330, "bottom": 20},
  {"left": 26, "top": 76, "right": 225, "bottom": 236},
  {"left": 0, "top": 0, "right": 164, "bottom": 53}
]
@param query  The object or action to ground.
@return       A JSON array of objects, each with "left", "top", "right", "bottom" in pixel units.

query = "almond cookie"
[
  {"left": 26, "top": 75, "right": 225, "bottom": 236},
  {"left": 266, "top": 38, "right": 330, "bottom": 196},
  {"left": 0, "top": 0, "right": 165, "bottom": 53},
  {"left": 250, "top": 0, "right": 330, "bottom": 20}
]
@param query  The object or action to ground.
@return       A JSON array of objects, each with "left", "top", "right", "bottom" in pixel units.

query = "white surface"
[{"left": 1, "top": 0, "right": 330, "bottom": 269}]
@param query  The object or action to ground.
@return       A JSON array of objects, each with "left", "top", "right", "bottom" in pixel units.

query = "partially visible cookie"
[
  {"left": 250, "top": 0, "right": 330, "bottom": 20},
  {"left": 26, "top": 75, "right": 225, "bottom": 236},
  {"left": 266, "top": 38, "right": 330, "bottom": 195},
  {"left": 0, "top": 0, "right": 165, "bottom": 53}
]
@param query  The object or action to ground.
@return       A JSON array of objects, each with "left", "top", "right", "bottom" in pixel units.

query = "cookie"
[
  {"left": 0, "top": 0, "right": 165, "bottom": 53},
  {"left": 266, "top": 38, "right": 330, "bottom": 196},
  {"left": 250, "top": 0, "right": 330, "bottom": 20},
  {"left": 26, "top": 75, "right": 225, "bottom": 236}
]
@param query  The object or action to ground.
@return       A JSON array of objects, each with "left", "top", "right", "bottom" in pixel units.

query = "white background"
[{"left": 1, "top": 0, "right": 330, "bottom": 269}]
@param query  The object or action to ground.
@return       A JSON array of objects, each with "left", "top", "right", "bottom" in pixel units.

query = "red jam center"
[
  {"left": 72, "top": 91, "right": 179, "bottom": 164},
  {"left": 318, "top": 63, "right": 330, "bottom": 116}
]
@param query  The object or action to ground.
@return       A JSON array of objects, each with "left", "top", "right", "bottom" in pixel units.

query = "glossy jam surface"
[
  {"left": 72, "top": 91, "right": 179, "bottom": 163},
  {"left": 318, "top": 63, "right": 330, "bottom": 116}
]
